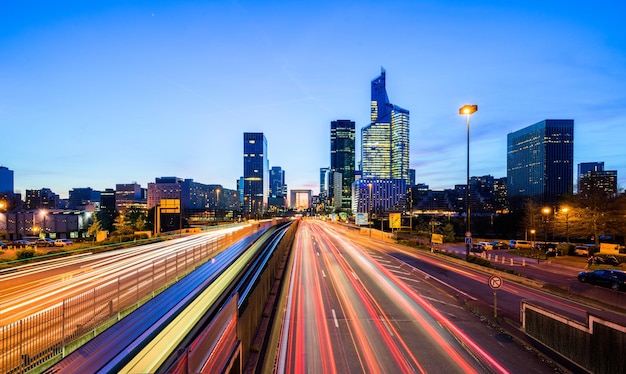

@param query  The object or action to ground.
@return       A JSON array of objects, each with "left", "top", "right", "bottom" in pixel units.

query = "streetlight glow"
[{"left": 459, "top": 104, "right": 477, "bottom": 260}]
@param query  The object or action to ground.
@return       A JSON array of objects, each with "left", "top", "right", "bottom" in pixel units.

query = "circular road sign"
[
  {"left": 488, "top": 275, "right": 503, "bottom": 290},
  {"left": 465, "top": 231, "right": 472, "bottom": 237}
]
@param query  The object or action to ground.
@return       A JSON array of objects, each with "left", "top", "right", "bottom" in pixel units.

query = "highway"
[
  {"left": 0, "top": 225, "right": 246, "bottom": 326},
  {"left": 279, "top": 219, "right": 518, "bottom": 373}
]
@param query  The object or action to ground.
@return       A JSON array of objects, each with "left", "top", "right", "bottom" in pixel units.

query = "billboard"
[
  {"left": 355, "top": 213, "right": 369, "bottom": 226},
  {"left": 389, "top": 213, "right": 401, "bottom": 229}
]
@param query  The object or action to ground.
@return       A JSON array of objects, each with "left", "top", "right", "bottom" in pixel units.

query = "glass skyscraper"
[
  {"left": 361, "top": 68, "right": 410, "bottom": 184},
  {"left": 507, "top": 119, "right": 574, "bottom": 204},
  {"left": 243, "top": 132, "right": 269, "bottom": 216},
  {"left": 330, "top": 120, "right": 355, "bottom": 211}
]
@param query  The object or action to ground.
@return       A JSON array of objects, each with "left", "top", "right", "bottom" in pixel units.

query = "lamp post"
[
  {"left": 40, "top": 209, "right": 47, "bottom": 238},
  {"left": 368, "top": 183, "right": 373, "bottom": 237},
  {"left": 216, "top": 188, "right": 221, "bottom": 222},
  {"left": 561, "top": 207, "right": 570, "bottom": 244},
  {"left": 459, "top": 104, "right": 478, "bottom": 260},
  {"left": 542, "top": 207, "right": 551, "bottom": 243}
]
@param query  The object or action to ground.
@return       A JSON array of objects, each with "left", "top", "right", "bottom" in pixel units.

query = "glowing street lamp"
[
  {"left": 459, "top": 104, "right": 477, "bottom": 260},
  {"left": 542, "top": 207, "right": 551, "bottom": 242},
  {"left": 561, "top": 207, "right": 570, "bottom": 244}
]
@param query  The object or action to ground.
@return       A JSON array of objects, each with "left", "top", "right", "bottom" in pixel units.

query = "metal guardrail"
[{"left": 0, "top": 228, "right": 252, "bottom": 374}]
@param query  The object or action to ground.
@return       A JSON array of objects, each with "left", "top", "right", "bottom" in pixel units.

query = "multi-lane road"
[
  {"left": 278, "top": 219, "right": 564, "bottom": 373},
  {"left": 0, "top": 226, "right": 247, "bottom": 326}
]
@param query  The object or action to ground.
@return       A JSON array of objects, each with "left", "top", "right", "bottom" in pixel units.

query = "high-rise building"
[
  {"left": 507, "top": 119, "right": 574, "bottom": 204},
  {"left": 577, "top": 162, "right": 604, "bottom": 193},
  {"left": 269, "top": 166, "right": 286, "bottom": 211},
  {"left": 25, "top": 188, "right": 59, "bottom": 210},
  {"left": 0, "top": 166, "right": 14, "bottom": 194},
  {"left": 68, "top": 187, "right": 101, "bottom": 210},
  {"left": 330, "top": 119, "right": 355, "bottom": 211},
  {"left": 578, "top": 162, "right": 617, "bottom": 197},
  {"left": 361, "top": 68, "right": 410, "bottom": 184},
  {"left": 243, "top": 132, "right": 269, "bottom": 216}
]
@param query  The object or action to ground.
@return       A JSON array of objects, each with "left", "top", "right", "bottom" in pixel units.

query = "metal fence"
[{"left": 1, "top": 227, "right": 252, "bottom": 374}]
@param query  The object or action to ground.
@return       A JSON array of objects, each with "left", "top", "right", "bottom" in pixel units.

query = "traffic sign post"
[
  {"left": 488, "top": 275, "right": 503, "bottom": 318},
  {"left": 465, "top": 231, "right": 472, "bottom": 259}
]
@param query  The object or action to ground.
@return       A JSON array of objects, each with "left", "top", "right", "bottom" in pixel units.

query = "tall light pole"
[
  {"left": 368, "top": 183, "right": 373, "bottom": 237},
  {"left": 561, "top": 207, "right": 570, "bottom": 244},
  {"left": 459, "top": 104, "right": 477, "bottom": 260},
  {"left": 542, "top": 207, "right": 551, "bottom": 243},
  {"left": 216, "top": 188, "right": 221, "bottom": 222},
  {"left": 41, "top": 209, "right": 47, "bottom": 238}
]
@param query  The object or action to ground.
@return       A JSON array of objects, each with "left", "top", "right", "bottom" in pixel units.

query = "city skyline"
[{"left": 2, "top": 1, "right": 625, "bottom": 198}]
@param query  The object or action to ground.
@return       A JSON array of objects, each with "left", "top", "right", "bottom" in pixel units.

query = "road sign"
[
  {"left": 465, "top": 231, "right": 472, "bottom": 237},
  {"left": 488, "top": 275, "right": 503, "bottom": 290},
  {"left": 465, "top": 237, "right": 472, "bottom": 245}
]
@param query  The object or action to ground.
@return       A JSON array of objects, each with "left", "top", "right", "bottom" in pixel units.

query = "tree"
[{"left": 87, "top": 215, "right": 102, "bottom": 242}]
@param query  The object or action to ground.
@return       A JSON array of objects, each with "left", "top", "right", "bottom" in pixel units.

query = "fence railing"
[{"left": 1, "top": 226, "right": 253, "bottom": 374}]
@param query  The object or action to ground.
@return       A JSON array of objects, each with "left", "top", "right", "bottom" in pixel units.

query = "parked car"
[
  {"left": 594, "top": 255, "right": 620, "bottom": 266},
  {"left": 578, "top": 269, "right": 626, "bottom": 291},
  {"left": 490, "top": 241, "right": 509, "bottom": 249},
  {"left": 470, "top": 243, "right": 484, "bottom": 253},
  {"left": 476, "top": 242, "right": 493, "bottom": 250},
  {"left": 0, "top": 241, "right": 8, "bottom": 249},
  {"left": 12, "top": 239, "right": 35, "bottom": 248},
  {"left": 509, "top": 240, "right": 533, "bottom": 249},
  {"left": 35, "top": 238, "right": 55, "bottom": 247},
  {"left": 54, "top": 239, "right": 74, "bottom": 247},
  {"left": 574, "top": 246, "right": 589, "bottom": 256}
]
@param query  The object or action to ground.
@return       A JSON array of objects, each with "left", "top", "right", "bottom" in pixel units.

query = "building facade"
[
  {"left": 330, "top": 120, "right": 356, "bottom": 211},
  {"left": 507, "top": 119, "right": 574, "bottom": 204},
  {"left": 269, "top": 166, "right": 287, "bottom": 212},
  {"left": 578, "top": 164, "right": 618, "bottom": 198},
  {"left": 361, "top": 68, "right": 410, "bottom": 185},
  {"left": 0, "top": 166, "right": 14, "bottom": 194},
  {"left": 352, "top": 178, "right": 407, "bottom": 215},
  {"left": 243, "top": 132, "right": 269, "bottom": 217}
]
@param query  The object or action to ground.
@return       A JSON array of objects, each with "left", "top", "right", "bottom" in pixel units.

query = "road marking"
[
  {"left": 331, "top": 309, "right": 339, "bottom": 328},
  {"left": 380, "top": 315, "right": 394, "bottom": 336},
  {"left": 321, "top": 270, "right": 326, "bottom": 278}
]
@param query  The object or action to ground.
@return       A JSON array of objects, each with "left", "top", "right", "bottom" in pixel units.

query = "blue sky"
[{"left": 2, "top": 1, "right": 625, "bottom": 198}]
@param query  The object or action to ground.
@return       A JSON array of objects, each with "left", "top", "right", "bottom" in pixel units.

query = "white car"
[
  {"left": 477, "top": 242, "right": 493, "bottom": 250},
  {"left": 54, "top": 239, "right": 74, "bottom": 247}
]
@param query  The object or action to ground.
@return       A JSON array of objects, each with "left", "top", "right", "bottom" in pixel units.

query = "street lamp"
[
  {"left": 561, "top": 207, "right": 570, "bottom": 244},
  {"left": 216, "top": 188, "right": 221, "bottom": 222},
  {"left": 40, "top": 209, "right": 47, "bottom": 238},
  {"left": 368, "top": 183, "right": 373, "bottom": 237},
  {"left": 542, "top": 207, "right": 551, "bottom": 243},
  {"left": 459, "top": 104, "right": 477, "bottom": 260}
]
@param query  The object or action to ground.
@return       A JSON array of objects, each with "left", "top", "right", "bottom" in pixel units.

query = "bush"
[
  {"left": 467, "top": 255, "right": 494, "bottom": 268},
  {"left": 16, "top": 249, "right": 36, "bottom": 260}
]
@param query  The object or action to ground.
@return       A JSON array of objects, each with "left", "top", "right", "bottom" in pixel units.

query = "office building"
[
  {"left": 243, "top": 132, "right": 269, "bottom": 216},
  {"left": 507, "top": 119, "right": 574, "bottom": 204},
  {"left": 68, "top": 187, "right": 101, "bottom": 210},
  {"left": 24, "top": 188, "right": 59, "bottom": 210},
  {"left": 269, "top": 166, "right": 287, "bottom": 211},
  {"left": 330, "top": 120, "right": 356, "bottom": 211},
  {"left": 361, "top": 68, "right": 410, "bottom": 184},
  {"left": 0, "top": 166, "right": 14, "bottom": 194},
  {"left": 116, "top": 183, "right": 146, "bottom": 212},
  {"left": 578, "top": 163, "right": 617, "bottom": 197},
  {"left": 352, "top": 178, "right": 407, "bottom": 215}
]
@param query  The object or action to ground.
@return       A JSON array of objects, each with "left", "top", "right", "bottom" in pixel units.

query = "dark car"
[
  {"left": 0, "top": 241, "right": 8, "bottom": 249},
  {"left": 490, "top": 241, "right": 509, "bottom": 250},
  {"left": 12, "top": 239, "right": 35, "bottom": 248},
  {"left": 578, "top": 269, "right": 626, "bottom": 291},
  {"left": 35, "top": 238, "right": 55, "bottom": 247},
  {"left": 470, "top": 243, "right": 484, "bottom": 253}
]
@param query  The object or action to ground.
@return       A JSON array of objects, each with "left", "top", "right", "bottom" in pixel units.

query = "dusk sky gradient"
[{"left": 2, "top": 1, "right": 625, "bottom": 198}]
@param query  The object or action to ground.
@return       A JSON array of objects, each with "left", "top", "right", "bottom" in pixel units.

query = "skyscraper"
[
  {"left": 0, "top": 166, "right": 14, "bottom": 194},
  {"left": 243, "top": 132, "right": 269, "bottom": 216},
  {"left": 361, "top": 68, "right": 410, "bottom": 184},
  {"left": 507, "top": 119, "right": 574, "bottom": 204},
  {"left": 269, "top": 166, "right": 286, "bottom": 211},
  {"left": 578, "top": 162, "right": 617, "bottom": 197},
  {"left": 330, "top": 119, "right": 355, "bottom": 211}
]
